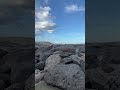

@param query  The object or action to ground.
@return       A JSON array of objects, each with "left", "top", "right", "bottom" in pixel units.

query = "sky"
[{"left": 35, "top": 0, "right": 85, "bottom": 44}]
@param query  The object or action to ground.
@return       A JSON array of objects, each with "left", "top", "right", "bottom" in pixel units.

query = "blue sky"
[{"left": 35, "top": 0, "right": 85, "bottom": 44}]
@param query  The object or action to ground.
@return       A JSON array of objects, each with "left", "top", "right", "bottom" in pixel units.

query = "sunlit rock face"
[{"left": 35, "top": 42, "right": 85, "bottom": 90}]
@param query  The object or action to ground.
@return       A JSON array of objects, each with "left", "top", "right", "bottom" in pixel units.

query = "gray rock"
[
  {"left": 35, "top": 69, "right": 44, "bottom": 83},
  {"left": 35, "top": 61, "right": 45, "bottom": 70},
  {"left": 44, "top": 54, "right": 61, "bottom": 71},
  {"left": 70, "top": 55, "right": 85, "bottom": 72},
  {"left": 44, "top": 64, "right": 85, "bottom": 90},
  {"left": 38, "top": 50, "right": 54, "bottom": 62},
  {"left": 59, "top": 52, "right": 73, "bottom": 58},
  {"left": 35, "top": 81, "right": 61, "bottom": 90}
]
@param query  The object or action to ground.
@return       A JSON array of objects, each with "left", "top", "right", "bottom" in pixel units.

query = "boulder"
[
  {"left": 35, "top": 69, "right": 44, "bottom": 84},
  {"left": 35, "top": 81, "right": 61, "bottom": 90},
  {"left": 44, "top": 54, "right": 61, "bottom": 71},
  {"left": 44, "top": 64, "right": 85, "bottom": 90},
  {"left": 35, "top": 61, "right": 45, "bottom": 70}
]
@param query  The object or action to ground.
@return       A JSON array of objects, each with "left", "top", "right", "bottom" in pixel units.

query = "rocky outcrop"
[
  {"left": 0, "top": 39, "right": 85, "bottom": 90},
  {"left": 86, "top": 43, "right": 120, "bottom": 90},
  {"left": 35, "top": 43, "right": 85, "bottom": 90}
]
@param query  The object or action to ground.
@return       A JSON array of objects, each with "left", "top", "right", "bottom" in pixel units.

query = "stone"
[
  {"left": 44, "top": 54, "right": 61, "bottom": 71},
  {"left": 25, "top": 73, "right": 35, "bottom": 90},
  {"left": 35, "top": 61, "right": 45, "bottom": 70},
  {"left": 44, "top": 64, "right": 85, "bottom": 90},
  {"left": 35, "top": 81, "right": 61, "bottom": 90},
  {"left": 35, "top": 69, "right": 44, "bottom": 84}
]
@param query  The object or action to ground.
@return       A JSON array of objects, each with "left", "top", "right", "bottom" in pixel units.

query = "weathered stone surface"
[
  {"left": 44, "top": 64, "right": 85, "bottom": 90},
  {"left": 35, "top": 61, "right": 45, "bottom": 70},
  {"left": 44, "top": 54, "right": 61, "bottom": 71},
  {"left": 35, "top": 69, "right": 44, "bottom": 83},
  {"left": 35, "top": 81, "right": 61, "bottom": 90}
]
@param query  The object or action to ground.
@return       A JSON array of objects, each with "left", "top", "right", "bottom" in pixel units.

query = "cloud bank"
[
  {"left": 35, "top": 6, "right": 56, "bottom": 33},
  {"left": 65, "top": 4, "right": 85, "bottom": 13}
]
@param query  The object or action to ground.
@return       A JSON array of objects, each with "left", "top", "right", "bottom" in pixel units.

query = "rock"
[
  {"left": 0, "top": 80, "right": 5, "bottom": 90},
  {"left": 0, "top": 73, "right": 11, "bottom": 86},
  {"left": 44, "top": 64, "right": 85, "bottom": 90},
  {"left": 60, "top": 57, "right": 74, "bottom": 64},
  {"left": 86, "top": 68, "right": 110, "bottom": 86},
  {"left": 25, "top": 73, "right": 35, "bottom": 90},
  {"left": 0, "top": 49, "right": 8, "bottom": 58},
  {"left": 35, "top": 81, "right": 61, "bottom": 90},
  {"left": 53, "top": 51, "right": 63, "bottom": 55},
  {"left": 60, "top": 55, "right": 85, "bottom": 72},
  {"left": 5, "top": 83, "right": 24, "bottom": 90},
  {"left": 35, "top": 69, "right": 44, "bottom": 83},
  {"left": 36, "top": 44, "right": 53, "bottom": 53},
  {"left": 53, "top": 46, "right": 76, "bottom": 54},
  {"left": 59, "top": 52, "right": 73, "bottom": 58},
  {"left": 37, "top": 50, "right": 54, "bottom": 62},
  {"left": 44, "top": 54, "right": 61, "bottom": 71},
  {"left": 70, "top": 55, "right": 85, "bottom": 72},
  {"left": 10, "top": 61, "right": 34, "bottom": 84},
  {"left": 35, "top": 61, "right": 45, "bottom": 70}
]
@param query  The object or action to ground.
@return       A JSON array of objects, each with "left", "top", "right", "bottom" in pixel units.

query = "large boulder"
[
  {"left": 44, "top": 64, "right": 85, "bottom": 90},
  {"left": 44, "top": 54, "right": 61, "bottom": 71},
  {"left": 70, "top": 55, "right": 85, "bottom": 72},
  {"left": 60, "top": 55, "right": 85, "bottom": 72},
  {"left": 35, "top": 81, "right": 61, "bottom": 90}
]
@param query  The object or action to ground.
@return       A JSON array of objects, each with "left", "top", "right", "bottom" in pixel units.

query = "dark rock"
[
  {"left": 10, "top": 62, "right": 34, "bottom": 84},
  {"left": 0, "top": 80, "right": 5, "bottom": 90},
  {"left": 35, "top": 61, "right": 45, "bottom": 70},
  {"left": 5, "top": 83, "right": 24, "bottom": 90}
]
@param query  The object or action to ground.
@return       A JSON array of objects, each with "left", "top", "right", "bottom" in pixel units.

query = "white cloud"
[
  {"left": 35, "top": 6, "right": 56, "bottom": 33},
  {"left": 65, "top": 4, "right": 85, "bottom": 13},
  {"left": 48, "top": 30, "right": 55, "bottom": 33}
]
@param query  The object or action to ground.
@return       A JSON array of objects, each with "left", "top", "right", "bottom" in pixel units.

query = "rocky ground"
[
  {"left": 35, "top": 42, "right": 85, "bottom": 90},
  {"left": 86, "top": 42, "right": 120, "bottom": 90},
  {"left": 1, "top": 38, "right": 120, "bottom": 90},
  {"left": 0, "top": 38, "right": 35, "bottom": 90},
  {"left": 0, "top": 38, "right": 85, "bottom": 90}
]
